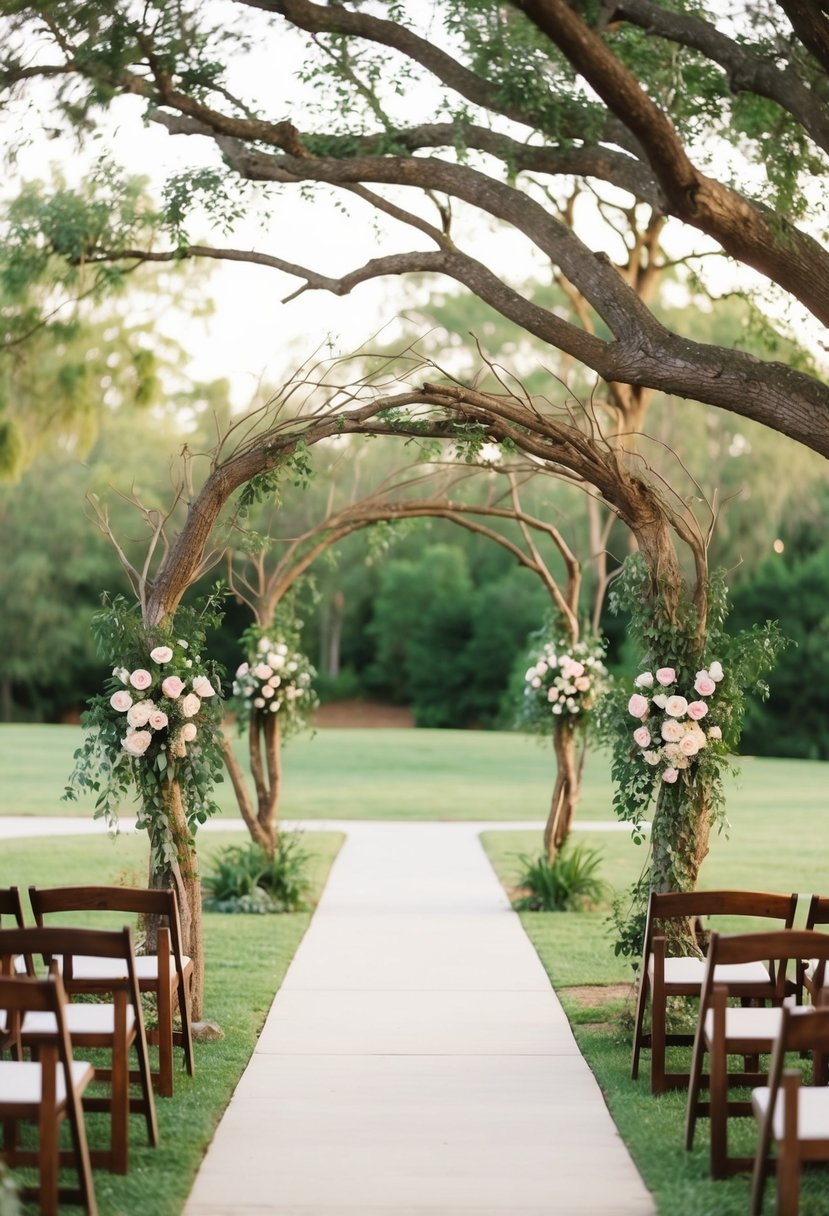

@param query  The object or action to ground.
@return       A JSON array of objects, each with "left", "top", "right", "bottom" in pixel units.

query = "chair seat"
[
  {"left": 0, "top": 1059, "right": 94, "bottom": 1106},
  {"left": 752, "top": 1085, "right": 829, "bottom": 1140},
  {"left": 805, "top": 959, "right": 828, "bottom": 989},
  {"left": 57, "top": 953, "right": 188, "bottom": 982},
  {"left": 704, "top": 1004, "right": 784, "bottom": 1045},
  {"left": 649, "top": 955, "right": 771, "bottom": 987},
  {"left": 22, "top": 1005, "right": 136, "bottom": 1038}
]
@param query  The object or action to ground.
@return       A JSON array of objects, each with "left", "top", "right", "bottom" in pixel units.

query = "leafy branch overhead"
[{"left": 0, "top": 1, "right": 827, "bottom": 453}]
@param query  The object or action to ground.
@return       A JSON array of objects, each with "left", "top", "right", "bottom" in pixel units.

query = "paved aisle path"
[{"left": 184, "top": 823, "right": 655, "bottom": 1216}]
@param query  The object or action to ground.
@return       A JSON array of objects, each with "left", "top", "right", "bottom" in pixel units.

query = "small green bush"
[
  {"left": 203, "top": 836, "right": 311, "bottom": 913},
  {"left": 511, "top": 844, "right": 609, "bottom": 912}
]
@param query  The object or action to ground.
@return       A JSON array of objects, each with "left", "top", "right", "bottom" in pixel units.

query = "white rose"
[
  {"left": 110, "top": 690, "right": 133, "bottom": 712},
  {"left": 113, "top": 667, "right": 130, "bottom": 685},
  {"left": 708, "top": 660, "right": 724, "bottom": 682},
  {"left": 665, "top": 695, "right": 689, "bottom": 718},
  {"left": 535, "top": 660, "right": 549, "bottom": 676},
  {"left": 661, "top": 719, "right": 683, "bottom": 742},
  {"left": 270, "top": 654, "right": 286, "bottom": 670},
  {"left": 192, "top": 676, "right": 216, "bottom": 698},
  {"left": 254, "top": 697, "right": 265, "bottom": 709},
  {"left": 181, "top": 722, "right": 197, "bottom": 742},
  {"left": 127, "top": 701, "right": 153, "bottom": 728},
  {"left": 122, "top": 730, "right": 152, "bottom": 757},
  {"left": 236, "top": 662, "right": 249, "bottom": 678},
  {"left": 254, "top": 664, "right": 273, "bottom": 680},
  {"left": 634, "top": 671, "right": 654, "bottom": 688},
  {"left": 258, "top": 638, "right": 271, "bottom": 653},
  {"left": 150, "top": 646, "right": 173, "bottom": 664},
  {"left": 262, "top": 685, "right": 274, "bottom": 698},
  {"left": 652, "top": 694, "right": 668, "bottom": 709}
]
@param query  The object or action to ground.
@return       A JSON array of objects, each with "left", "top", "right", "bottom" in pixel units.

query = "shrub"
[
  {"left": 511, "top": 844, "right": 609, "bottom": 912},
  {"left": 203, "top": 836, "right": 311, "bottom": 913}
]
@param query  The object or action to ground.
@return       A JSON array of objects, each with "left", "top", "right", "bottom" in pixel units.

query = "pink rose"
[
  {"left": 181, "top": 722, "right": 197, "bottom": 742},
  {"left": 129, "top": 668, "right": 152, "bottom": 691},
  {"left": 575, "top": 676, "right": 590, "bottom": 692},
  {"left": 150, "top": 646, "right": 173, "bottom": 664},
  {"left": 121, "top": 730, "right": 152, "bottom": 757},
  {"left": 127, "top": 701, "right": 153, "bottom": 728},
  {"left": 662, "top": 767, "right": 679, "bottom": 784},
  {"left": 665, "top": 695, "right": 688, "bottom": 718},
  {"left": 262, "top": 685, "right": 274, "bottom": 698},
  {"left": 236, "top": 662, "right": 249, "bottom": 678},
  {"left": 656, "top": 667, "right": 676, "bottom": 686},
  {"left": 679, "top": 734, "right": 701, "bottom": 756},
  {"left": 708, "top": 725, "right": 722, "bottom": 741},
  {"left": 181, "top": 693, "right": 201, "bottom": 717},
  {"left": 687, "top": 700, "right": 708, "bottom": 720},
  {"left": 628, "top": 693, "right": 649, "bottom": 719},
  {"left": 694, "top": 673, "right": 716, "bottom": 696},
  {"left": 643, "top": 750, "right": 661, "bottom": 766},
  {"left": 148, "top": 710, "right": 169, "bottom": 730},
  {"left": 191, "top": 676, "right": 216, "bottom": 698},
  {"left": 633, "top": 726, "right": 651, "bottom": 748},
  {"left": 254, "top": 664, "right": 273, "bottom": 680},
  {"left": 110, "top": 690, "right": 133, "bottom": 712},
  {"left": 161, "top": 676, "right": 185, "bottom": 699}
]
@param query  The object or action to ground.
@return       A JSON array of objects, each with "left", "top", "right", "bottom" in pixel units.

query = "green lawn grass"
[{"left": 0, "top": 830, "right": 343, "bottom": 1216}]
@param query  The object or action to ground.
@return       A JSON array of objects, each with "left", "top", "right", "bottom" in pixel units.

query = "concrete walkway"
[{"left": 183, "top": 822, "right": 655, "bottom": 1216}]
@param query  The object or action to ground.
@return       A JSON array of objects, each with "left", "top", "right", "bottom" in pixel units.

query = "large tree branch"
[
  {"left": 776, "top": 0, "right": 829, "bottom": 76},
  {"left": 607, "top": 0, "right": 829, "bottom": 157},
  {"left": 514, "top": 0, "right": 829, "bottom": 326}
]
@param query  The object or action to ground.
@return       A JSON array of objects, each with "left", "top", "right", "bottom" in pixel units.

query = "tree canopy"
[{"left": 0, "top": 0, "right": 826, "bottom": 455}]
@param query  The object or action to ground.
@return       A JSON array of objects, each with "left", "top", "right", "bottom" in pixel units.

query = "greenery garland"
[{"left": 64, "top": 593, "right": 226, "bottom": 868}]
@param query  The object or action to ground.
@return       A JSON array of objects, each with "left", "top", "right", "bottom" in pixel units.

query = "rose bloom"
[
  {"left": 634, "top": 671, "right": 654, "bottom": 688},
  {"left": 161, "top": 676, "right": 185, "bottom": 699},
  {"left": 547, "top": 688, "right": 559, "bottom": 702},
  {"left": 665, "top": 695, "right": 689, "bottom": 718},
  {"left": 708, "top": 660, "right": 724, "bottom": 682},
  {"left": 268, "top": 676, "right": 281, "bottom": 689},
  {"left": 656, "top": 667, "right": 676, "bottom": 686},
  {"left": 122, "top": 730, "right": 152, "bottom": 757},
  {"left": 181, "top": 722, "right": 197, "bottom": 742},
  {"left": 628, "top": 693, "right": 649, "bottom": 719},
  {"left": 270, "top": 654, "right": 286, "bottom": 670},
  {"left": 262, "top": 685, "right": 274, "bottom": 698},
  {"left": 708, "top": 725, "right": 723, "bottom": 741},
  {"left": 652, "top": 693, "right": 668, "bottom": 709},
  {"left": 687, "top": 700, "right": 709, "bottom": 720},
  {"left": 110, "top": 690, "right": 133, "bottom": 712},
  {"left": 535, "top": 660, "right": 549, "bottom": 677},
  {"left": 575, "top": 676, "right": 591, "bottom": 692},
  {"left": 127, "top": 701, "right": 153, "bottom": 728},
  {"left": 253, "top": 697, "right": 265, "bottom": 709},
  {"left": 662, "top": 767, "right": 679, "bottom": 784},
  {"left": 148, "top": 710, "right": 169, "bottom": 731},
  {"left": 254, "top": 664, "right": 273, "bottom": 680},
  {"left": 270, "top": 700, "right": 281, "bottom": 712},
  {"left": 180, "top": 693, "right": 201, "bottom": 717},
  {"left": 258, "top": 638, "right": 272, "bottom": 653},
  {"left": 129, "top": 668, "right": 152, "bottom": 691},
  {"left": 633, "top": 726, "right": 651, "bottom": 748},
  {"left": 150, "top": 646, "right": 173, "bottom": 664},
  {"left": 643, "top": 750, "right": 661, "bottom": 766},
  {"left": 112, "top": 667, "right": 130, "bottom": 684},
  {"left": 694, "top": 672, "right": 716, "bottom": 696},
  {"left": 191, "top": 676, "right": 216, "bottom": 698},
  {"left": 661, "top": 719, "right": 683, "bottom": 743},
  {"left": 679, "top": 734, "right": 701, "bottom": 756},
  {"left": 236, "top": 662, "right": 250, "bottom": 678}
]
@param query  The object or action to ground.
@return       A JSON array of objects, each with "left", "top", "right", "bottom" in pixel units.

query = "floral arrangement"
[
  {"left": 520, "top": 634, "right": 609, "bottom": 732},
  {"left": 65, "top": 595, "right": 226, "bottom": 863},
  {"left": 231, "top": 631, "right": 318, "bottom": 736},
  {"left": 627, "top": 662, "right": 725, "bottom": 784}
]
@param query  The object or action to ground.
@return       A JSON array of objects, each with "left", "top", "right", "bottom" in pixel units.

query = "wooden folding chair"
[
  {"left": 0, "top": 889, "right": 30, "bottom": 1055},
  {"left": 750, "top": 1004, "right": 829, "bottom": 1216},
  {"left": 800, "top": 895, "right": 829, "bottom": 1005},
  {"left": 0, "top": 926, "right": 158, "bottom": 1175},
  {"left": 630, "top": 888, "right": 797, "bottom": 1094},
  {"left": 685, "top": 929, "right": 829, "bottom": 1179},
  {"left": 29, "top": 886, "right": 194, "bottom": 1098},
  {"left": 0, "top": 973, "right": 97, "bottom": 1216}
]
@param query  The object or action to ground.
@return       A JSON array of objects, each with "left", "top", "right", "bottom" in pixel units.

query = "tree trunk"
[
  {"left": 649, "top": 776, "right": 713, "bottom": 953},
  {"left": 149, "top": 777, "right": 205, "bottom": 1020},
  {"left": 327, "top": 589, "right": 344, "bottom": 678},
  {"left": 543, "top": 720, "right": 582, "bottom": 862},
  {"left": 221, "top": 711, "right": 281, "bottom": 857},
  {"left": 0, "top": 675, "right": 12, "bottom": 723}
]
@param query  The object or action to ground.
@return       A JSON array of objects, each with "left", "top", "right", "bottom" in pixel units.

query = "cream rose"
[
  {"left": 575, "top": 676, "right": 590, "bottom": 692},
  {"left": 122, "top": 730, "right": 152, "bottom": 757},
  {"left": 643, "top": 750, "right": 661, "bottom": 766},
  {"left": 236, "top": 662, "right": 250, "bottom": 678},
  {"left": 634, "top": 671, "right": 654, "bottom": 688},
  {"left": 708, "top": 725, "right": 723, "bottom": 741},
  {"left": 662, "top": 767, "right": 679, "bottom": 784},
  {"left": 150, "top": 646, "right": 173, "bottom": 664},
  {"left": 180, "top": 693, "right": 201, "bottom": 717},
  {"left": 708, "top": 660, "right": 724, "bottom": 682},
  {"left": 148, "top": 709, "right": 169, "bottom": 730},
  {"left": 161, "top": 676, "right": 185, "bottom": 699},
  {"left": 127, "top": 701, "right": 153, "bottom": 728},
  {"left": 661, "top": 719, "right": 683, "bottom": 743},
  {"left": 110, "top": 690, "right": 133, "bottom": 712},
  {"left": 191, "top": 675, "right": 216, "bottom": 698},
  {"left": 129, "top": 668, "right": 152, "bottom": 691},
  {"left": 679, "top": 734, "right": 701, "bottom": 756},
  {"left": 665, "top": 695, "right": 689, "bottom": 718},
  {"left": 181, "top": 722, "right": 197, "bottom": 742},
  {"left": 254, "top": 663, "right": 273, "bottom": 680}
]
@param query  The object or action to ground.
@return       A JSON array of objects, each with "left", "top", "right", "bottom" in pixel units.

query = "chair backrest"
[
  {"left": 0, "top": 887, "right": 33, "bottom": 977},
  {"left": 0, "top": 924, "right": 144, "bottom": 1011},
  {"left": 0, "top": 971, "right": 76, "bottom": 1084},
  {"left": 703, "top": 930, "right": 829, "bottom": 1005},
  {"left": 642, "top": 889, "right": 798, "bottom": 957},
  {"left": 29, "top": 884, "right": 187, "bottom": 965},
  {"left": 805, "top": 895, "right": 829, "bottom": 931}
]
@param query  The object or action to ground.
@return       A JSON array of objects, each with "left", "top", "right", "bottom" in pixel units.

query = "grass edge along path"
[
  {"left": 480, "top": 831, "right": 829, "bottom": 1216},
  {"left": 0, "top": 830, "right": 343, "bottom": 1216}
]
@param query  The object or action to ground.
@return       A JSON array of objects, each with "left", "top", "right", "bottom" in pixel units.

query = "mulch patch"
[{"left": 562, "top": 983, "right": 636, "bottom": 1009}]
